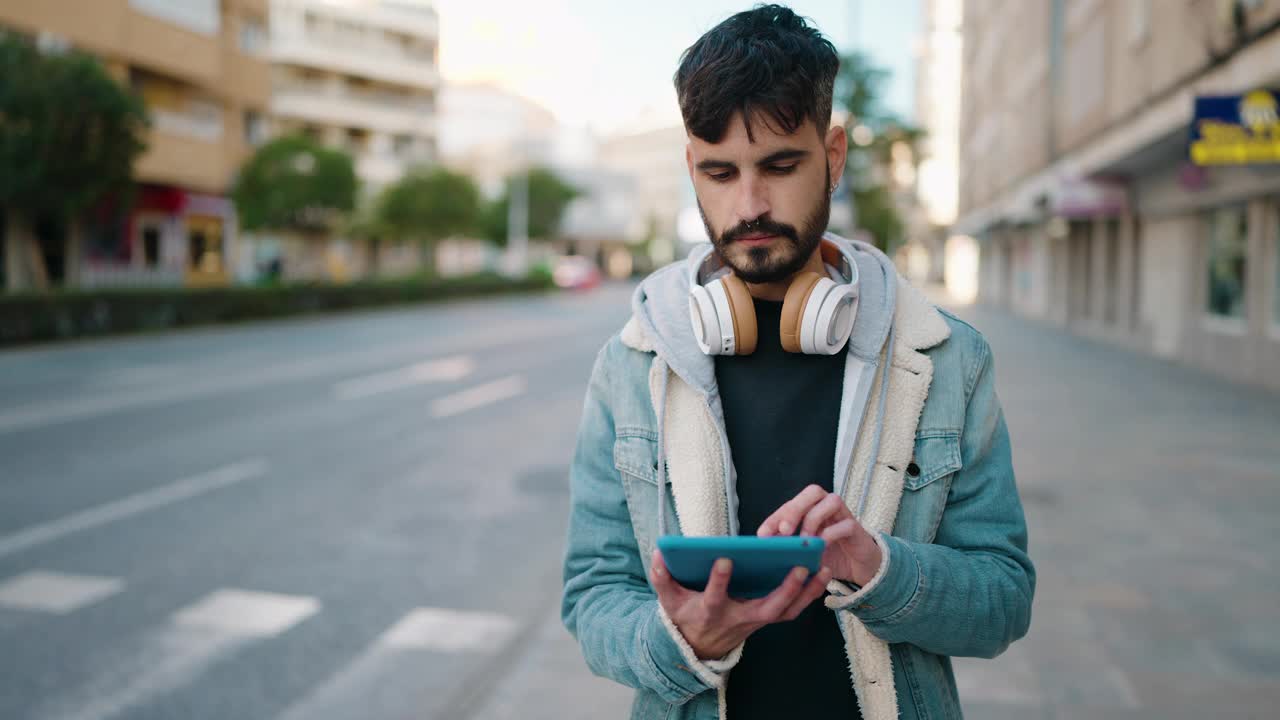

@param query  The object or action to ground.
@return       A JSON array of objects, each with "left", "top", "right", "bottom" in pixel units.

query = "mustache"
[{"left": 719, "top": 216, "right": 799, "bottom": 246}]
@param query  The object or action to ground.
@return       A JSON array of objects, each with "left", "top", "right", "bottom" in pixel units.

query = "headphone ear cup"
[
  {"left": 779, "top": 271, "right": 824, "bottom": 353},
  {"left": 719, "top": 274, "right": 758, "bottom": 355},
  {"left": 688, "top": 285, "right": 721, "bottom": 355}
]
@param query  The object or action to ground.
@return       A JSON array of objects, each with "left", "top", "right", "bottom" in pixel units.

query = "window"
[
  {"left": 142, "top": 225, "right": 162, "bottom": 268},
  {"left": 345, "top": 127, "right": 369, "bottom": 153},
  {"left": 1129, "top": 0, "right": 1150, "bottom": 47},
  {"left": 1104, "top": 219, "right": 1120, "bottom": 325},
  {"left": 187, "top": 215, "right": 223, "bottom": 274},
  {"left": 1273, "top": 205, "right": 1280, "bottom": 327},
  {"left": 238, "top": 15, "right": 267, "bottom": 55},
  {"left": 0, "top": 208, "right": 6, "bottom": 291},
  {"left": 244, "top": 110, "right": 268, "bottom": 146},
  {"left": 392, "top": 134, "right": 414, "bottom": 154},
  {"left": 1206, "top": 206, "right": 1249, "bottom": 320},
  {"left": 129, "top": 0, "right": 220, "bottom": 36}
]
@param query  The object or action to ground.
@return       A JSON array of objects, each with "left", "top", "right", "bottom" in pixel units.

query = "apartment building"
[
  {"left": 246, "top": 0, "right": 438, "bottom": 281},
  {"left": 0, "top": 0, "right": 271, "bottom": 290},
  {"left": 957, "top": 0, "right": 1280, "bottom": 392},
  {"left": 269, "top": 0, "right": 438, "bottom": 191}
]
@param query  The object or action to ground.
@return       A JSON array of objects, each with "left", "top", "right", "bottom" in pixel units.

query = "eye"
[
  {"left": 766, "top": 164, "right": 798, "bottom": 175},
  {"left": 707, "top": 170, "right": 734, "bottom": 182}
]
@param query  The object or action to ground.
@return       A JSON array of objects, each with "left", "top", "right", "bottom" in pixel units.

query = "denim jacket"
[{"left": 562, "top": 238, "right": 1034, "bottom": 720}]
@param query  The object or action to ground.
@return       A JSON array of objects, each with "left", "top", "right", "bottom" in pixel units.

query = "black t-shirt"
[{"left": 714, "top": 298, "right": 862, "bottom": 720}]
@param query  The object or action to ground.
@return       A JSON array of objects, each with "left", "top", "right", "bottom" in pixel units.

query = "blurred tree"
[
  {"left": 482, "top": 167, "right": 579, "bottom": 246},
  {"left": 233, "top": 135, "right": 357, "bottom": 234},
  {"left": 375, "top": 166, "right": 481, "bottom": 276},
  {"left": 0, "top": 33, "right": 149, "bottom": 289},
  {"left": 835, "top": 51, "right": 924, "bottom": 253}
]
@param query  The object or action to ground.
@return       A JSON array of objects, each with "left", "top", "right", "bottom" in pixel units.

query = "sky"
[{"left": 433, "top": 0, "right": 921, "bottom": 137}]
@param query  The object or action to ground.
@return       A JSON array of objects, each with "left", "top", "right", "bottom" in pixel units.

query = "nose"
[{"left": 733, "top": 173, "right": 770, "bottom": 228}]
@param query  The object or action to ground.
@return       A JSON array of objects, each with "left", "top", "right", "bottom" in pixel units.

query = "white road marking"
[
  {"left": 380, "top": 606, "right": 518, "bottom": 652},
  {"left": 0, "top": 322, "right": 582, "bottom": 435},
  {"left": 28, "top": 587, "right": 320, "bottom": 720},
  {"left": 173, "top": 588, "right": 320, "bottom": 638},
  {"left": 430, "top": 375, "right": 527, "bottom": 419},
  {"left": 272, "top": 606, "right": 519, "bottom": 720},
  {"left": 332, "top": 355, "right": 474, "bottom": 400},
  {"left": 0, "top": 570, "right": 124, "bottom": 614},
  {"left": 0, "top": 460, "right": 268, "bottom": 560}
]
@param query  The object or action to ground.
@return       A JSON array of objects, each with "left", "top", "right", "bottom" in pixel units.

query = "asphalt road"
[
  {"left": 2, "top": 281, "right": 1278, "bottom": 720},
  {"left": 0, "top": 284, "right": 636, "bottom": 720}
]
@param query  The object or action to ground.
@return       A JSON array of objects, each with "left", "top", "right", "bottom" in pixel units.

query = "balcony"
[
  {"left": 272, "top": 83, "right": 437, "bottom": 137},
  {"left": 271, "top": 32, "right": 440, "bottom": 92}
]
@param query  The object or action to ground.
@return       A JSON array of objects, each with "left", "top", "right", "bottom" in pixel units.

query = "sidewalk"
[{"left": 946, "top": 299, "right": 1280, "bottom": 719}]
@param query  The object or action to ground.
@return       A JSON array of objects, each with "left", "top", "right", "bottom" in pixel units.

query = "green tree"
[
  {"left": 482, "top": 167, "right": 579, "bottom": 246},
  {"left": 835, "top": 51, "right": 923, "bottom": 252},
  {"left": 232, "top": 135, "right": 357, "bottom": 234},
  {"left": 0, "top": 33, "right": 149, "bottom": 288},
  {"left": 375, "top": 166, "right": 481, "bottom": 275}
]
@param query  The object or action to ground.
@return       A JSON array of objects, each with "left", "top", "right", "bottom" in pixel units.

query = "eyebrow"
[{"left": 695, "top": 149, "right": 810, "bottom": 172}]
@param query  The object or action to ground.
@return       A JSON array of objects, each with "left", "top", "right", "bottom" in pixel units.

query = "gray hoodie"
[{"left": 629, "top": 232, "right": 899, "bottom": 536}]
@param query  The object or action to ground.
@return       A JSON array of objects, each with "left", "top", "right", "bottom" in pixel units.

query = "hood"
[{"left": 630, "top": 232, "right": 899, "bottom": 394}]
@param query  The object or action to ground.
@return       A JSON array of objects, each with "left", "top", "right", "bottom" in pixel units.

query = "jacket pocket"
[
  {"left": 905, "top": 433, "right": 962, "bottom": 491},
  {"left": 614, "top": 429, "right": 660, "bottom": 485},
  {"left": 614, "top": 428, "right": 668, "bottom": 556},
  {"left": 895, "top": 433, "right": 962, "bottom": 543}
]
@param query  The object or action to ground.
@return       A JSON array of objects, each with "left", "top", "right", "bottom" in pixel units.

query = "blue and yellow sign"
[{"left": 1190, "top": 90, "right": 1280, "bottom": 165}]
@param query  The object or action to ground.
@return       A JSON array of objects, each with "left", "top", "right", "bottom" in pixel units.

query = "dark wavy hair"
[{"left": 675, "top": 4, "right": 839, "bottom": 143}]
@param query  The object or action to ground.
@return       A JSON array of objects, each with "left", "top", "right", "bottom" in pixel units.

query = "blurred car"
[{"left": 553, "top": 255, "right": 602, "bottom": 290}]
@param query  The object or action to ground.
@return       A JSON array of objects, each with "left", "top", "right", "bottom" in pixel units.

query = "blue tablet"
[{"left": 657, "top": 535, "right": 825, "bottom": 599}]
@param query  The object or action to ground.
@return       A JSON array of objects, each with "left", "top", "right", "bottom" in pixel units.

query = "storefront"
[{"left": 79, "top": 185, "right": 236, "bottom": 289}]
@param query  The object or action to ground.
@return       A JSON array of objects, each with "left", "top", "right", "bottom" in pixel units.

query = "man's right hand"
[{"left": 649, "top": 549, "right": 833, "bottom": 660}]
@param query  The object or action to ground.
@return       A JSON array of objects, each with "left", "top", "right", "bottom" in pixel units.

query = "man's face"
[{"left": 686, "top": 113, "right": 845, "bottom": 284}]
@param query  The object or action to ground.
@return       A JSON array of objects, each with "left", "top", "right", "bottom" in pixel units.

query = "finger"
[
  {"left": 820, "top": 517, "right": 858, "bottom": 543},
  {"left": 781, "top": 566, "right": 833, "bottom": 620},
  {"left": 758, "top": 484, "right": 828, "bottom": 537},
  {"left": 702, "top": 558, "right": 732, "bottom": 614},
  {"left": 751, "top": 566, "right": 810, "bottom": 622},
  {"left": 650, "top": 550, "right": 689, "bottom": 604},
  {"left": 799, "top": 493, "right": 851, "bottom": 537}
]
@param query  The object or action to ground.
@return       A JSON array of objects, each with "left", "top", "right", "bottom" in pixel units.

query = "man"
[{"left": 561, "top": 6, "right": 1034, "bottom": 719}]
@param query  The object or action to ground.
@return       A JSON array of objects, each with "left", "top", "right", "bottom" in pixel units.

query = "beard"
[{"left": 699, "top": 167, "right": 832, "bottom": 284}]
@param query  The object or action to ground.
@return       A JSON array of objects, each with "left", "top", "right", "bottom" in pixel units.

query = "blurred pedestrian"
[{"left": 562, "top": 5, "right": 1034, "bottom": 719}]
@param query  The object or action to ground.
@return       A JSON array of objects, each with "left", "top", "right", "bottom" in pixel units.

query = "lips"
[{"left": 736, "top": 234, "right": 778, "bottom": 245}]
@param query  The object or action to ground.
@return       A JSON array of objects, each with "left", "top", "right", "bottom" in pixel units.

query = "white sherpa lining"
[{"left": 621, "top": 275, "right": 949, "bottom": 720}]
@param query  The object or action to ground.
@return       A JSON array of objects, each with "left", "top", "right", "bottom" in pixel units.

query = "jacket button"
[{"left": 906, "top": 462, "right": 920, "bottom": 478}]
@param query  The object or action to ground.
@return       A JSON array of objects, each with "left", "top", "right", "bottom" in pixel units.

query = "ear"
[{"left": 825, "top": 125, "right": 848, "bottom": 185}]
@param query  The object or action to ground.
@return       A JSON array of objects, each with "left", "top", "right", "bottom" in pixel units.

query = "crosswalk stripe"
[
  {"left": 173, "top": 588, "right": 321, "bottom": 638},
  {"left": 0, "top": 570, "right": 124, "bottom": 614},
  {"left": 273, "top": 606, "right": 519, "bottom": 720},
  {"left": 380, "top": 607, "right": 518, "bottom": 652},
  {"left": 26, "top": 587, "right": 320, "bottom": 720}
]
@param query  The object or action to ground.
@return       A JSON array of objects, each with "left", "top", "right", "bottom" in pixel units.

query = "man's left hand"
[{"left": 757, "top": 484, "right": 882, "bottom": 587}]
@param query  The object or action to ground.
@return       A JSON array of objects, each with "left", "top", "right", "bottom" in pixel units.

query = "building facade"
[
  {"left": 957, "top": 0, "right": 1280, "bottom": 392},
  {"left": 912, "top": 0, "right": 964, "bottom": 285},
  {"left": 253, "top": 0, "right": 439, "bottom": 282},
  {"left": 0, "top": 0, "right": 272, "bottom": 291},
  {"left": 269, "top": 0, "right": 438, "bottom": 192}
]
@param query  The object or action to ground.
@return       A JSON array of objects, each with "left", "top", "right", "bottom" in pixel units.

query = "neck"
[{"left": 744, "top": 246, "right": 827, "bottom": 301}]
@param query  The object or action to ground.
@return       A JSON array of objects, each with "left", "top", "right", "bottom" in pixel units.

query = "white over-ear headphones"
[{"left": 687, "top": 236, "right": 860, "bottom": 356}]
